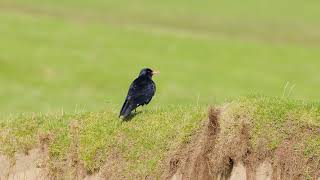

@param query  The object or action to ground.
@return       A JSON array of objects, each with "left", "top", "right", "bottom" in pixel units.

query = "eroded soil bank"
[
  {"left": 162, "top": 107, "right": 320, "bottom": 180},
  {"left": 1, "top": 105, "right": 319, "bottom": 180}
]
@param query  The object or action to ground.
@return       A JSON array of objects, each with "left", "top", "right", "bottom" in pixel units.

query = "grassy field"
[
  {"left": 0, "top": 97, "right": 319, "bottom": 178},
  {"left": 0, "top": 0, "right": 320, "bottom": 178},
  {"left": 0, "top": 106, "right": 206, "bottom": 177},
  {"left": 1, "top": 0, "right": 320, "bottom": 113}
]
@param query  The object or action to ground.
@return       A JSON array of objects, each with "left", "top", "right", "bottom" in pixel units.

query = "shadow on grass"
[{"left": 121, "top": 111, "right": 143, "bottom": 122}]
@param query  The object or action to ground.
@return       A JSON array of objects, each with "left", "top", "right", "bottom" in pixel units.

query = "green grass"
[
  {"left": 1, "top": 97, "right": 319, "bottom": 177},
  {"left": 221, "top": 96, "right": 320, "bottom": 159},
  {"left": 1, "top": 4, "right": 320, "bottom": 113},
  {"left": 4, "top": 0, "right": 320, "bottom": 26},
  {"left": 209, "top": 96, "right": 320, "bottom": 178},
  {"left": 1, "top": 0, "right": 320, "bottom": 177},
  {"left": 0, "top": 105, "right": 206, "bottom": 177}
]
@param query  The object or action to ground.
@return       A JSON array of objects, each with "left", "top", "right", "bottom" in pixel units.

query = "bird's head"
[{"left": 139, "top": 68, "right": 160, "bottom": 78}]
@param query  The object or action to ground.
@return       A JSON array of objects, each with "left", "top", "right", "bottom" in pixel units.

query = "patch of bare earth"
[
  {"left": 85, "top": 151, "right": 128, "bottom": 180},
  {"left": 162, "top": 106, "right": 320, "bottom": 180},
  {"left": 0, "top": 120, "right": 130, "bottom": 180},
  {"left": 0, "top": 148, "right": 48, "bottom": 180},
  {"left": 1, "top": 107, "right": 319, "bottom": 179},
  {"left": 160, "top": 107, "right": 220, "bottom": 180},
  {"left": 45, "top": 120, "right": 87, "bottom": 180}
]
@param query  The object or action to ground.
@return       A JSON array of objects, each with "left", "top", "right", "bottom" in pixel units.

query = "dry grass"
[
  {"left": 1, "top": 97, "right": 320, "bottom": 178},
  {"left": 0, "top": 106, "right": 206, "bottom": 179},
  {"left": 164, "top": 96, "right": 320, "bottom": 179}
]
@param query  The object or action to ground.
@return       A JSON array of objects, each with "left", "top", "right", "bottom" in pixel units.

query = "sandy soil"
[{"left": 0, "top": 149, "right": 47, "bottom": 180}]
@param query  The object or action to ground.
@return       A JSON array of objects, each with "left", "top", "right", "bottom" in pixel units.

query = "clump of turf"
[
  {"left": 165, "top": 96, "right": 319, "bottom": 179},
  {"left": 2, "top": 96, "right": 319, "bottom": 179},
  {"left": 0, "top": 105, "right": 206, "bottom": 178},
  {"left": 241, "top": 96, "right": 320, "bottom": 157},
  {"left": 217, "top": 96, "right": 320, "bottom": 178}
]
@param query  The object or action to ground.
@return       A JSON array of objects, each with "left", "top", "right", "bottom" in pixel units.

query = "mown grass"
[
  {"left": 0, "top": 106, "right": 206, "bottom": 176},
  {"left": 1, "top": 0, "right": 320, "bottom": 113},
  {"left": 1, "top": 0, "right": 320, "bottom": 177},
  {"left": 4, "top": 0, "right": 320, "bottom": 27}
]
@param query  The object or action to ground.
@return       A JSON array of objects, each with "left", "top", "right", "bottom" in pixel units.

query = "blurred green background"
[{"left": 1, "top": 0, "right": 320, "bottom": 113}]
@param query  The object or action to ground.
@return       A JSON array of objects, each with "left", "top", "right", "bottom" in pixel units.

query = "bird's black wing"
[
  {"left": 119, "top": 82, "right": 137, "bottom": 118},
  {"left": 119, "top": 77, "right": 156, "bottom": 118},
  {"left": 142, "top": 80, "right": 156, "bottom": 105}
]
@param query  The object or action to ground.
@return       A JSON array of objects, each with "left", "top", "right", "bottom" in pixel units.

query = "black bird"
[{"left": 119, "top": 68, "right": 159, "bottom": 119}]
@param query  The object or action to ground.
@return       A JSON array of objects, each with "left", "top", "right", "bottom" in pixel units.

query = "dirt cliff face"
[
  {"left": 163, "top": 106, "right": 320, "bottom": 180},
  {"left": 1, "top": 106, "right": 319, "bottom": 180},
  {"left": 161, "top": 107, "right": 220, "bottom": 180}
]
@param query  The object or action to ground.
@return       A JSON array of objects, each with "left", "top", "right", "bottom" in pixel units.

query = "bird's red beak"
[{"left": 152, "top": 70, "right": 160, "bottom": 75}]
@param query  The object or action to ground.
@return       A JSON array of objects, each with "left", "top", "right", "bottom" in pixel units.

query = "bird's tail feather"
[
  {"left": 119, "top": 99, "right": 128, "bottom": 117},
  {"left": 119, "top": 99, "right": 134, "bottom": 118}
]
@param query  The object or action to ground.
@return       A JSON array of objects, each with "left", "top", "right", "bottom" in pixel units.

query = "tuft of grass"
[
  {"left": 222, "top": 96, "right": 320, "bottom": 158},
  {"left": 217, "top": 96, "right": 320, "bottom": 178},
  {"left": 304, "top": 135, "right": 320, "bottom": 159},
  {"left": 249, "top": 96, "right": 319, "bottom": 152}
]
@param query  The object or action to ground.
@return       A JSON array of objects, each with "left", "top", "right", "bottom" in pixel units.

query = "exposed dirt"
[
  {"left": 162, "top": 106, "right": 320, "bottom": 180},
  {"left": 43, "top": 120, "right": 88, "bottom": 180},
  {"left": 92, "top": 150, "right": 128, "bottom": 180},
  {"left": 1, "top": 107, "right": 319, "bottom": 179},
  {"left": 0, "top": 148, "right": 47, "bottom": 180},
  {"left": 0, "top": 155, "right": 10, "bottom": 179},
  {"left": 161, "top": 107, "right": 221, "bottom": 180}
]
